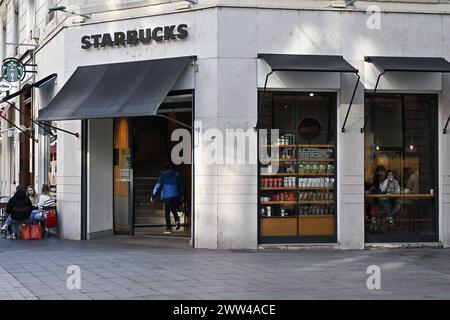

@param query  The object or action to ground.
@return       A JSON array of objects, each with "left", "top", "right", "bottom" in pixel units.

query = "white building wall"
[
  {"left": 3, "top": 1, "right": 450, "bottom": 247},
  {"left": 87, "top": 118, "right": 113, "bottom": 239}
]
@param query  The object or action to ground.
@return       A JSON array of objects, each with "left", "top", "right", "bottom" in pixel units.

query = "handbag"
[
  {"left": 45, "top": 207, "right": 58, "bottom": 229},
  {"left": 21, "top": 225, "right": 32, "bottom": 240},
  {"left": 31, "top": 225, "right": 44, "bottom": 240}
]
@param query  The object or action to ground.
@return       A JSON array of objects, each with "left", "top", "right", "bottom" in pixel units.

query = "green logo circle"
[{"left": 2, "top": 58, "right": 26, "bottom": 83}]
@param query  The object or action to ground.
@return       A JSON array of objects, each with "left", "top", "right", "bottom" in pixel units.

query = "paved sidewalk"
[{"left": 0, "top": 237, "right": 449, "bottom": 300}]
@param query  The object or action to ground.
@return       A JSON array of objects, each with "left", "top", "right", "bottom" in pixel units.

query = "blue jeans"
[
  {"left": 380, "top": 199, "right": 401, "bottom": 218},
  {"left": 5, "top": 216, "right": 21, "bottom": 236},
  {"left": 30, "top": 210, "right": 42, "bottom": 225}
]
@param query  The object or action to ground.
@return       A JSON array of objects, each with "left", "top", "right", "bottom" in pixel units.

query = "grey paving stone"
[
  {"left": 87, "top": 292, "right": 117, "bottom": 300},
  {"left": 1, "top": 238, "right": 450, "bottom": 300},
  {"left": 39, "top": 295, "right": 67, "bottom": 300}
]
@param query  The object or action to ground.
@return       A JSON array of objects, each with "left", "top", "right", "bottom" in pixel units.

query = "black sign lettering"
[
  {"left": 139, "top": 29, "right": 152, "bottom": 44},
  {"left": 177, "top": 24, "right": 188, "bottom": 39},
  {"left": 101, "top": 33, "right": 114, "bottom": 47},
  {"left": 152, "top": 27, "right": 164, "bottom": 42},
  {"left": 91, "top": 34, "right": 102, "bottom": 48},
  {"left": 114, "top": 32, "right": 126, "bottom": 46},
  {"left": 164, "top": 25, "right": 177, "bottom": 40},
  {"left": 127, "top": 30, "right": 139, "bottom": 45},
  {"left": 81, "top": 36, "right": 92, "bottom": 49},
  {"left": 82, "top": 24, "right": 189, "bottom": 49}
]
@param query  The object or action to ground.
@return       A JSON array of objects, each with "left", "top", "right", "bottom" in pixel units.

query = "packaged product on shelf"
[
  {"left": 327, "top": 165, "right": 335, "bottom": 174},
  {"left": 298, "top": 164, "right": 304, "bottom": 175}
]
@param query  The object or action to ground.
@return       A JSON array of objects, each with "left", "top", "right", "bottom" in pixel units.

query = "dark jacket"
[
  {"left": 152, "top": 169, "right": 184, "bottom": 201},
  {"left": 6, "top": 190, "right": 33, "bottom": 221}
]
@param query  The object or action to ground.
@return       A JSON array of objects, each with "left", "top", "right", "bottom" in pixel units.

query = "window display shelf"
[
  {"left": 297, "top": 159, "right": 335, "bottom": 163},
  {"left": 261, "top": 158, "right": 335, "bottom": 163},
  {"left": 262, "top": 216, "right": 297, "bottom": 219},
  {"left": 261, "top": 201, "right": 297, "bottom": 205},
  {"left": 262, "top": 144, "right": 334, "bottom": 148},
  {"left": 261, "top": 187, "right": 334, "bottom": 191},
  {"left": 298, "top": 173, "right": 335, "bottom": 177},
  {"left": 299, "top": 200, "right": 334, "bottom": 205},
  {"left": 262, "top": 200, "right": 334, "bottom": 205},
  {"left": 261, "top": 173, "right": 298, "bottom": 177},
  {"left": 261, "top": 173, "right": 334, "bottom": 177},
  {"left": 260, "top": 187, "right": 299, "bottom": 191}
]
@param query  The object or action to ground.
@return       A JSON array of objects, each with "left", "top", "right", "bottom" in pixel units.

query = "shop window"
[
  {"left": 364, "top": 94, "right": 438, "bottom": 242},
  {"left": 258, "top": 92, "right": 337, "bottom": 244}
]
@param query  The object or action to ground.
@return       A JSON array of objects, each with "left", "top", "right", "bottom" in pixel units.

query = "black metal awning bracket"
[
  {"left": 444, "top": 114, "right": 450, "bottom": 134},
  {"left": 341, "top": 72, "right": 361, "bottom": 133},
  {"left": 255, "top": 70, "right": 274, "bottom": 131},
  {"left": 0, "top": 113, "right": 38, "bottom": 143},
  {"left": 5, "top": 101, "right": 56, "bottom": 138},
  {"left": 37, "top": 121, "right": 80, "bottom": 138},
  {"left": 361, "top": 70, "right": 387, "bottom": 133},
  {"left": 156, "top": 114, "right": 195, "bottom": 131}
]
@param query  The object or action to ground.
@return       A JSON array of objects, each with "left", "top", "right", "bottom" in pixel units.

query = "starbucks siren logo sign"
[{"left": 2, "top": 58, "right": 26, "bottom": 83}]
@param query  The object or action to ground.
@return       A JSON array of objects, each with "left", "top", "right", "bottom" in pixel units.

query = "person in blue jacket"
[{"left": 151, "top": 163, "right": 184, "bottom": 234}]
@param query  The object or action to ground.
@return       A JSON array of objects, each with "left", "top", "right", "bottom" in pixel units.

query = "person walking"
[{"left": 151, "top": 163, "right": 184, "bottom": 234}]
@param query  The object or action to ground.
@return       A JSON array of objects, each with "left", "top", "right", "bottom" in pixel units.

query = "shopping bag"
[
  {"left": 45, "top": 208, "right": 58, "bottom": 229},
  {"left": 21, "top": 225, "right": 32, "bottom": 240},
  {"left": 31, "top": 225, "right": 44, "bottom": 240}
]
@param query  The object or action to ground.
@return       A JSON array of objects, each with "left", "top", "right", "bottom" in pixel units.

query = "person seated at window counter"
[
  {"left": 380, "top": 170, "right": 401, "bottom": 225},
  {"left": 367, "top": 165, "right": 386, "bottom": 227},
  {"left": 26, "top": 185, "right": 39, "bottom": 209},
  {"left": 403, "top": 167, "right": 419, "bottom": 194},
  {"left": 1, "top": 186, "right": 33, "bottom": 239},
  {"left": 370, "top": 165, "right": 386, "bottom": 194},
  {"left": 30, "top": 185, "right": 56, "bottom": 225}
]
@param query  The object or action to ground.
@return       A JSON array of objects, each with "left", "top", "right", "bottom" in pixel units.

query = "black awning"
[
  {"left": 365, "top": 56, "right": 450, "bottom": 73},
  {"left": 259, "top": 53, "right": 358, "bottom": 73},
  {"left": 0, "top": 74, "right": 58, "bottom": 103},
  {"left": 256, "top": 53, "right": 360, "bottom": 132},
  {"left": 37, "top": 57, "right": 193, "bottom": 121}
]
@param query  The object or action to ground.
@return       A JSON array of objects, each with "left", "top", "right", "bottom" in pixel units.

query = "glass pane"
[
  {"left": 259, "top": 92, "right": 337, "bottom": 242},
  {"left": 364, "top": 94, "right": 438, "bottom": 242}
]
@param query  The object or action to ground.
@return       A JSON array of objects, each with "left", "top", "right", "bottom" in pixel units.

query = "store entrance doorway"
[{"left": 113, "top": 93, "right": 193, "bottom": 238}]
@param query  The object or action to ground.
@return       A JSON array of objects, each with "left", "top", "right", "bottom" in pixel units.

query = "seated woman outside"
[
  {"left": 380, "top": 170, "right": 401, "bottom": 225},
  {"left": 1, "top": 186, "right": 33, "bottom": 239},
  {"left": 27, "top": 185, "right": 39, "bottom": 209},
  {"left": 30, "top": 185, "right": 56, "bottom": 225}
]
